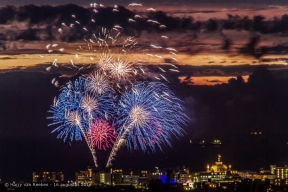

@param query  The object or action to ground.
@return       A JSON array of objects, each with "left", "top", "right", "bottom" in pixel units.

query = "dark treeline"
[{"left": 1, "top": 4, "right": 288, "bottom": 42}]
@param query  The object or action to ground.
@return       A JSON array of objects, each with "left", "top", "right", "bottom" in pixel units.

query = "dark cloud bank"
[
  {"left": 1, "top": 4, "right": 288, "bottom": 35},
  {"left": 1, "top": 4, "right": 288, "bottom": 58}
]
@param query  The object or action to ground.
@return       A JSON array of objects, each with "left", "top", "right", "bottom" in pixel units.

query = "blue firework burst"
[
  {"left": 116, "top": 81, "right": 189, "bottom": 152},
  {"left": 47, "top": 77, "right": 115, "bottom": 142}
]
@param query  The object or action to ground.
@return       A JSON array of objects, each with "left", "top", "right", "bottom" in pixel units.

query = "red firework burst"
[{"left": 87, "top": 119, "right": 117, "bottom": 150}]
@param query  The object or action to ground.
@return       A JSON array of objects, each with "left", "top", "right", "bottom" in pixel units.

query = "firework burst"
[
  {"left": 66, "top": 110, "right": 82, "bottom": 127},
  {"left": 47, "top": 3, "right": 189, "bottom": 168},
  {"left": 48, "top": 77, "right": 115, "bottom": 134},
  {"left": 109, "top": 58, "right": 134, "bottom": 82},
  {"left": 85, "top": 70, "right": 111, "bottom": 95},
  {"left": 106, "top": 81, "right": 189, "bottom": 167},
  {"left": 48, "top": 77, "right": 116, "bottom": 167},
  {"left": 97, "top": 53, "right": 114, "bottom": 72},
  {"left": 87, "top": 119, "right": 117, "bottom": 150},
  {"left": 80, "top": 94, "right": 98, "bottom": 119},
  {"left": 48, "top": 77, "right": 89, "bottom": 142}
]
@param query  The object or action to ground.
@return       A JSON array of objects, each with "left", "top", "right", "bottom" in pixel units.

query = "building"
[
  {"left": 276, "top": 166, "right": 288, "bottom": 179},
  {"left": 147, "top": 167, "right": 163, "bottom": 181},
  {"left": 75, "top": 166, "right": 95, "bottom": 185},
  {"left": 173, "top": 166, "right": 189, "bottom": 184},
  {"left": 120, "top": 170, "right": 144, "bottom": 186},
  {"left": 122, "top": 174, "right": 139, "bottom": 185},
  {"left": 131, "top": 170, "right": 148, "bottom": 188},
  {"left": 260, "top": 168, "right": 271, "bottom": 174},
  {"left": 111, "top": 169, "right": 123, "bottom": 185},
  {"left": 92, "top": 167, "right": 112, "bottom": 185},
  {"left": 93, "top": 168, "right": 149, "bottom": 188},
  {"left": 190, "top": 154, "right": 241, "bottom": 184},
  {"left": 238, "top": 171, "right": 257, "bottom": 179},
  {"left": 33, "top": 172, "right": 64, "bottom": 183},
  {"left": 270, "top": 165, "right": 276, "bottom": 175},
  {"left": 207, "top": 154, "right": 229, "bottom": 174},
  {"left": 138, "top": 170, "right": 148, "bottom": 188},
  {"left": 96, "top": 172, "right": 111, "bottom": 185},
  {"left": 238, "top": 166, "right": 277, "bottom": 185}
]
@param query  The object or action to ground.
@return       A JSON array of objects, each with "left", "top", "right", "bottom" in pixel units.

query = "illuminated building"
[
  {"left": 111, "top": 169, "right": 122, "bottom": 185},
  {"left": 147, "top": 167, "right": 163, "bottom": 181},
  {"left": 239, "top": 166, "right": 277, "bottom": 184},
  {"left": 138, "top": 170, "right": 148, "bottom": 187},
  {"left": 260, "top": 168, "right": 271, "bottom": 174},
  {"left": 122, "top": 175, "right": 139, "bottom": 185},
  {"left": 238, "top": 171, "right": 257, "bottom": 179},
  {"left": 32, "top": 172, "right": 64, "bottom": 183},
  {"left": 92, "top": 168, "right": 149, "bottom": 188},
  {"left": 276, "top": 166, "right": 288, "bottom": 179},
  {"left": 190, "top": 155, "right": 241, "bottom": 184},
  {"left": 173, "top": 166, "right": 189, "bottom": 184},
  {"left": 129, "top": 170, "right": 148, "bottom": 188},
  {"left": 75, "top": 166, "right": 95, "bottom": 185},
  {"left": 270, "top": 165, "right": 276, "bottom": 175},
  {"left": 274, "top": 177, "right": 288, "bottom": 186},
  {"left": 110, "top": 169, "right": 148, "bottom": 189},
  {"left": 96, "top": 172, "right": 111, "bottom": 185},
  {"left": 177, "top": 170, "right": 189, "bottom": 184},
  {"left": 256, "top": 165, "right": 288, "bottom": 186},
  {"left": 94, "top": 168, "right": 112, "bottom": 185},
  {"left": 207, "top": 154, "right": 228, "bottom": 174},
  {"left": 118, "top": 169, "right": 138, "bottom": 185}
]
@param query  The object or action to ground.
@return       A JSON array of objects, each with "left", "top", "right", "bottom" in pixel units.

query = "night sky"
[
  {"left": 2, "top": 67, "right": 288, "bottom": 182},
  {"left": 1, "top": 0, "right": 288, "bottom": 184}
]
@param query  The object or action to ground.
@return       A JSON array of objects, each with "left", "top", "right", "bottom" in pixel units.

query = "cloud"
[
  {"left": 205, "top": 79, "right": 223, "bottom": 83},
  {"left": 2, "top": 4, "right": 288, "bottom": 60}
]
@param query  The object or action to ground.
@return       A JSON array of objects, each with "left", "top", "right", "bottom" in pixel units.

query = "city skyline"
[{"left": 7, "top": 154, "right": 288, "bottom": 191}]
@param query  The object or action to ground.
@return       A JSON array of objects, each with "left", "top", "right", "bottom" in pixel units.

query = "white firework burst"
[
  {"left": 80, "top": 94, "right": 98, "bottom": 117},
  {"left": 97, "top": 53, "right": 114, "bottom": 71},
  {"left": 66, "top": 111, "right": 81, "bottom": 126},
  {"left": 129, "top": 105, "right": 150, "bottom": 128},
  {"left": 109, "top": 58, "right": 133, "bottom": 82},
  {"left": 86, "top": 70, "right": 111, "bottom": 95}
]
